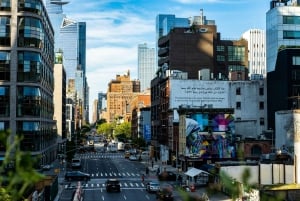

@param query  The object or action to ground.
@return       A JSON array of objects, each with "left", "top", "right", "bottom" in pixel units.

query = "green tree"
[
  {"left": 97, "top": 123, "right": 113, "bottom": 138},
  {"left": 0, "top": 131, "right": 44, "bottom": 200},
  {"left": 114, "top": 122, "right": 131, "bottom": 139}
]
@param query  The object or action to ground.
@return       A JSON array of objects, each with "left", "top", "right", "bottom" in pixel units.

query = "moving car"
[
  {"left": 64, "top": 171, "right": 90, "bottom": 181},
  {"left": 146, "top": 181, "right": 160, "bottom": 193},
  {"left": 158, "top": 171, "right": 177, "bottom": 181},
  {"left": 124, "top": 151, "right": 130, "bottom": 159},
  {"left": 105, "top": 178, "right": 121, "bottom": 192},
  {"left": 156, "top": 187, "right": 174, "bottom": 201},
  {"left": 129, "top": 155, "right": 138, "bottom": 161}
]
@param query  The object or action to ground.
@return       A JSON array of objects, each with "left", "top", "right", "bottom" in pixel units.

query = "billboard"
[
  {"left": 185, "top": 112, "right": 235, "bottom": 158},
  {"left": 170, "top": 80, "right": 229, "bottom": 109}
]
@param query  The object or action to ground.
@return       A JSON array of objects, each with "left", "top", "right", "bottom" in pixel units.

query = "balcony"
[{"left": 158, "top": 36, "right": 169, "bottom": 48}]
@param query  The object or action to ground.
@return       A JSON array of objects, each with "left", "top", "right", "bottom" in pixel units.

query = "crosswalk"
[
  {"left": 89, "top": 171, "right": 141, "bottom": 178},
  {"left": 65, "top": 181, "right": 146, "bottom": 190},
  {"left": 75, "top": 153, "right": 124, "bottom": 159}
]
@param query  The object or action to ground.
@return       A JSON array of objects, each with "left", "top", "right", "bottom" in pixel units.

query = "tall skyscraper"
[
  {"left": 266, "top": 0, "right": 300, "bottom": 73},
  {"left": 242, "top": 29, "right": 266, "bottom": 79},
  {"left": 45, "top": 0, "right": 89, "bottom": 124},
  {"left": 0, "top": 0, "right": 56, "bottom": 166},
  {"left": 138, "top": 43, "right": 156, "bottom": 92}
]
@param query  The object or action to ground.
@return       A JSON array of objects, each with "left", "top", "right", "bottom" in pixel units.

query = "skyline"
[{"left": 60, "top": 0, "right": 269, "bottom": 121}]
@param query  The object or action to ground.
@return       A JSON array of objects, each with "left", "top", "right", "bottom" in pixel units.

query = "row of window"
[
  {"left": 235, "top": 101, "right": 264, "bottom": 110},
  {"left": 0, "top": 85, "right": 54, "bottom": 118},
  {"left": 236, "top": 87, "right": 264, "bottom": 96}
]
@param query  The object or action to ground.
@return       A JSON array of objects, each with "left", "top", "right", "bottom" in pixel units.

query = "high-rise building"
[
  {"left": 45, "top": 0, "right": 89, "bottom": 125},
  {"left": 266, "top": 0, "right": 300, "bottom": 73},
  {"left": 242, "top": 29, "right": 266, "bottom": 79},
  {"left": 138, "top": 43, "right": 156, "bottom": 92},
  {"left": 266, "top": 0, "right": 300, "bottom": 129},
  {"left": 0, "top": 0, "right": 56, "bottom": 166}
]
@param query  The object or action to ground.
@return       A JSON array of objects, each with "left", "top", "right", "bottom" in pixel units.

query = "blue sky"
[{"left": 61, "top": 0, "right": 269, "bottom": 119}]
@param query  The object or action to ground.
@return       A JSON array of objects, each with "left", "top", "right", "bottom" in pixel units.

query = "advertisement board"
[{"left": 170, "top": 80, "right": 229, "bottom": 109}]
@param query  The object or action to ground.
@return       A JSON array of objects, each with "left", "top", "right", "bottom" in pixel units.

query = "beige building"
[{"left": 106, "top": 71, "right": 140, "bottom": 123}]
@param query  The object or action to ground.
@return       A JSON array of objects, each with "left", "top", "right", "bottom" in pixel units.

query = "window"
[
  {"left": 293, "top": 56, "right": 300, "bottom": 65},
  {"left": 217, "top": 55, "right": 225, "bottom": 62},
  {"left": 18, "top": 0, "right": 42, "bottom": 15},
  {"left": 236, "top": 87, "right": 241, "bottom": 95},
  {"left": 260, "top": 118, "right": 264, "bottom": 126},
  {"left": 0, "top": 0, "right": 10, "bottom": 11},
  {"left": 0, "top": 16, "right": 10, "bottom": 46},
  {"left": 259, "top": 102, "right": 264, "bottom": 110},
  {"left": 17, "top": 86, "right": 41, "bottom": 117},
  {"left": 0, "top": 51, "right": 10, "bottom": 81},
  {"left": 259, "top": 87, "right": 264, "bottom": 96},
  {"left": 18, "top": 51, "right": 41, "bottom": 82},
  {"left": 292, "top": 70, "right": 300, "bottom": 81},
  {"left": 283, "top": 16, "right": 300, "bottom": 24},
  {"left": 236, "top": 102, "right": 241, "bottom": 109},
  {"left": 0, "top": 86, "right": 9, "bottom": 117},
  {"left": 216, "top": 45, "right": 224, "bottom": 52},
  {"left": 228, "top": 46, "right": 245, "bottom": 62},
  {"left": 283, "top": 30, "right": 300, "bottom": 39},
  {"left": 18, "top": 17, "right": 44, "bottom": 48}
]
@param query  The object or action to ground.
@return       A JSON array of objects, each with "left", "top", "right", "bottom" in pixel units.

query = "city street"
[{"left": 56, "top": 143, "right": 230, "bottom": 201}]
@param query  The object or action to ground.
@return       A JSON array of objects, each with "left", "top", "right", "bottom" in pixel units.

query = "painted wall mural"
[{"left": 185, "top": 113, "right": 235, "bottom": 158}]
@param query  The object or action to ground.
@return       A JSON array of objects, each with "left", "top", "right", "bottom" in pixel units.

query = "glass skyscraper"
[
  {"left": 138, "top": 43, "right": 155, "bottom": 92},
  {"left": 45, "top": 0, "right": 89, "bottom": 124},
  {"left": 0, "top": 0, "right": 56, "bottom": 167}
]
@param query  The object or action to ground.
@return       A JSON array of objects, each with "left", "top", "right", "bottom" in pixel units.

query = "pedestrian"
[
  {"left": 142, "top": 174, "right": 145, "bottom": 182},
  {"left": 146, "top": 167, "right": 149, "bottom": 175},
  {"left": 156, "top": 167, "right": 160, "bottom": 176},
  {"left": 151, "top": 160, "right": 154, "bottom": 168}
]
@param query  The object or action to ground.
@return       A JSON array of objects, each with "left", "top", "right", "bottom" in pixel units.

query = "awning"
[{"left": 184, "top": 167, "right": 209, "bottom": 177}]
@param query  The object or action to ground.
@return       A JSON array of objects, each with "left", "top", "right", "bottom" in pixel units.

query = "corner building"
[{"left": 0, "top": 0, "right": 56, "bottom": 167}]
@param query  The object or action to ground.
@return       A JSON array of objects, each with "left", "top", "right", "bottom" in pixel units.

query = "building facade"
[
  {"left": 106, "top": 71, "right": 140, "bottom": 123},
  {"left": 242, "top": 29, "right": 266, "bottom": 79},
  {"left": 130, "top": 90, "right": 151, "bottom": 140},
  {"left": 0, "top": 0, "right": 57, "bottom": 167},
  {"left": 138, "top": 43, "right": 156, "bottom": 92},
  {"left": 53, "top": 52, "right": 67, "bottom": 145}
]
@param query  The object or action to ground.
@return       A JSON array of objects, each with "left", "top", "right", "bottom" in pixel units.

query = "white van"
[
  {"left": 107, "top": 143, "right": 117, "bottom": 152},
  {"left": 140, "top": 151, "right": 150, "bottom": 161}
]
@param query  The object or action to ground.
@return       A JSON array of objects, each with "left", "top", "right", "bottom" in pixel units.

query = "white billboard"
[{"left": 170, "top": 80, "right": 229, "bottom": 109}]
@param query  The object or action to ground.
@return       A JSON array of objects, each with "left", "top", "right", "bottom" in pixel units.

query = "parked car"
[
  {"left": 105, "top": 178, "right": 121, "bottom": 192},
  {"left": 64, "top": 171, "right": 90, "bottom": 181},
  {"left": 71, "top": 158, "right": 81, "bottom": 169},
  {"left": 158, "top": 171, "right": 177, "bottom": 181},
  {"left": 146, "top": 181, "right": 160, "bottom": 193},
  {"left": 156, "top": 187, "right": 174, "bottom": 201}
]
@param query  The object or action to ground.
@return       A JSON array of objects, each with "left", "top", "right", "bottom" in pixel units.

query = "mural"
[{"left": 186, "top": 113, "right": 235, "bottom": 158}]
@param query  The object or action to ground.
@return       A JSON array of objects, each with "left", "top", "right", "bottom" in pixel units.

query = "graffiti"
[{"left": 185, "top": 113, "right": 235, "bottom": 158}]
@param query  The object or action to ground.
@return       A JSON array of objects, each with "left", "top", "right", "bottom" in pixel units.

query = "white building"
[{"left": 242, "top": 29, "right": 266, "bottom": 79}]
